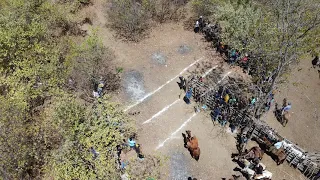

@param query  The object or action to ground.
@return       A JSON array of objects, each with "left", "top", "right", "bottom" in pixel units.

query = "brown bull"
[{"left": 185, "top": 130, "right": 200, "bottom": 161}]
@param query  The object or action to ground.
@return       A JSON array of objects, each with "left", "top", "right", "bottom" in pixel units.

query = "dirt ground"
[
  {"left": 80, "top": 1, "right": 317, "bottom": 179},
  {"left": 263, "top": 59, "right": 320, "bottom": 152}
]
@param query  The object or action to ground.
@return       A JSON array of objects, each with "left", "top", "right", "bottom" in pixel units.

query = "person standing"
[
  {"left": 128, "top": 137, "right": 136, "bottom": 151},
  {"left": 194, "top": 20, "right": 200, "bottom": 33},
  {"left": 178, "top": 76, "right": 186, "bottom": 99}
]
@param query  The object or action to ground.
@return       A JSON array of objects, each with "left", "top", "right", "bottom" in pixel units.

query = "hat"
[{"left": 200, "top": 16, "right": 203, "bottom": 18}]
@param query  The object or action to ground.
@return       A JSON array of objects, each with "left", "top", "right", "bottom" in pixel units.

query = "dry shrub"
[
  {"left": 106, "top": 0, "right": 189, "bottom": 41},
  {"left": 107, "top": 0, "right": 151, "bottom": 41},
  {"left": 150, "top": 0, "right": 189, "bottom": 23},
  {"left": 126, "top": 154, "right": 165, "bottom": 179},
  {"left": 68, "top": 33, "right": 120, "bottom": 97}
]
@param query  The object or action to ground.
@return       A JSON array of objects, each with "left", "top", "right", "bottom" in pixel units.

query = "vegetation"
[
  {"left": 197, "top": 0, "right": 320, "bottom": 116},
  {"left": 106, "top": 0, "right": 188, "bottom": 41},
  {"left": 0, "top": 0, "right": 134, "bottom": 179}
]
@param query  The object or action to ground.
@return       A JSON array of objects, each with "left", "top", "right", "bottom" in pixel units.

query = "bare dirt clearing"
[
  {"left": 264, "top": 58, "right": 320, "bottom": 152},
  {"left": 80, "top": 1, "right": 316, "bottom": 179}
]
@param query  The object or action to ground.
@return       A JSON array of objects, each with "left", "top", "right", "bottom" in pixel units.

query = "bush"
[
  {"left": 149, "top": 0, "right": 188, "bottom": 23},
  {"left": 192, "top": 0, "right": 217, "bottom": 17},
  {"left": 106, "top": 0, "right": 189, "bottom": 41},
  {"left": 107, "top": 0, "right": 152, "bottom": 41},
  {"left": 68, "top": 32, "right": 120, "bottom": 97}
]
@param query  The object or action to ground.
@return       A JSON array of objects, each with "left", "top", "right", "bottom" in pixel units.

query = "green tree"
[{"left": 43, "top": 95, "right": 136, "bottom": 179}]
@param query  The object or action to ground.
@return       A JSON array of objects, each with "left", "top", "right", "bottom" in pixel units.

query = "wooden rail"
[{"left": 187, "top": 75, "right": 320, "bottom": 179}]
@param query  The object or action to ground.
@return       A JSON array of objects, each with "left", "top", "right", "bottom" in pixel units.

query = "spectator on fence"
[
  {"left": 224, "top": 93, "right": 230, "bottom": 103},
  {"left": 184, "top": 88, "right": 193, "bottom": 104},
  {"left": 220, "top": 114, "right": 228, "bottom": 126},
  {"left": 215, "top": 90, "right": 221, "bottom": 99},
  {"left": 249, "top": 97, "right": 257, "bottom": 108},
  {"left": 211, "top": 106, "right": 221, "bottom": 122},
  {"left": 229, "top": 49, "right": 239, "bottom": 65},
  {"left": 229, "top": 95, "right": 237, "bottom": 106}
]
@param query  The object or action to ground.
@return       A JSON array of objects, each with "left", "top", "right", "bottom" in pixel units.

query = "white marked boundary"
[
  {"left": 124, "top": 57, "right": 204, "bottom": 112},
  {"left": 155, "top": 71, "right": 232, "bottom": 150},
  {"left": 143, "top": 65, "right": 219, "bottom": 124},
  {"left": 156, "top": 113, "right": 197, "bottom": 150},
  {"left": 143, "top": 99, "right": 181, "bottom": 124},
  {"left": 218, "top": 71, "right": 231, "bottom": 83},
  {"left": 202, "top": 65, "right": 218, "bottom": 78}
]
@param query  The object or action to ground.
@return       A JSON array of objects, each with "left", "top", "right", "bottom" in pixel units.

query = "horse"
[
  {"left": 274, "top": 103, "right": 290, "bottom": 126},
  {"left": 239, "top": 146, "right": 264, "bottom": 161},
  {"left": 281, "top": 111, "right": 290, "bottom": 127},
  {"left": 270, "top": 147, "right": 287, "bottom": 165},
  {"left": 184, "top": 130, "right": 201, "bottom": 161}
]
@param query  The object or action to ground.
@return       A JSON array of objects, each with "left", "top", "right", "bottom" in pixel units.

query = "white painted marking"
[
  {"left": 155, "top": 71, "right": 233, "bottom": 150},
  {"left": 218, "top": 71, "right": 231, "bottom": 83},
  {"left": 202, "top": 65, "right": 218, "bottom": 78},
  {"left": 142, "top": 65, "right": 219, "bottom": 124},
  {"left": 156, "top": 113, "right": 197, "bottom": 150},
  {"left": 124, "top": 57, "right": 204, "bottom": 112},
  {"left": 143, "top": 99, "right": 180, "bottom": 124}
]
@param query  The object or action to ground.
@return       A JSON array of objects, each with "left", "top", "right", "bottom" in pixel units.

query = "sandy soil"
[
  {"left": 79, "top": 1, "right": 317, "bottom": 179},
  {"left": 263, "top": 59, "right": 320, "bottom": 152}
]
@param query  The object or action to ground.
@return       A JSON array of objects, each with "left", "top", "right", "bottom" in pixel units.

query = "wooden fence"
[{"left": 187, "top": 75, "right": 320, "bottom": 179}]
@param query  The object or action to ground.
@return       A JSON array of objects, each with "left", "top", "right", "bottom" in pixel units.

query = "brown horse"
[
  {"left": 270, "top": 147, "right": 287, "bottom": 165},
  {"left": 185, "top": 130, "right": 200, "bottom": 161},
  {"left": 263, "top": 137, "right": 287, "bottom": 165},
  {"left": 240, "top": 146, "right": 264, "bottom": 160},
  {"left": 282, "top": 111, "right": 290, "bottom": 127}
]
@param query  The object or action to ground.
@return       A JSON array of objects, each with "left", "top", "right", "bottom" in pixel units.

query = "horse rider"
[{"left": 281, "top": 102, "right": 291, "bottom": 115}]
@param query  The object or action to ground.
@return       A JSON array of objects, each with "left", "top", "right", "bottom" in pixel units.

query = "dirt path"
[{"left": 80, "top": 1, "right": 311, "bottom": 179}]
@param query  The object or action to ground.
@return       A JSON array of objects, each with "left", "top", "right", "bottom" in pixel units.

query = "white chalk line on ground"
[
  {"left": 124, "top": 57, "right": 204, "bottom": 112},
  {"left": 202, "top": 65, "right": 218, "bottom": 78},
  {"left": 156, "top": 113, "right": 197, "bottom": 150},
  {"left": 143, "top": 65, "right": 219, "bottom": 124},
  {"left": 155, "top": 71, "right": 232, "bottom": 150},
  {"left": 143, "top": 99, "right": 181, "bottom": 124}
]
